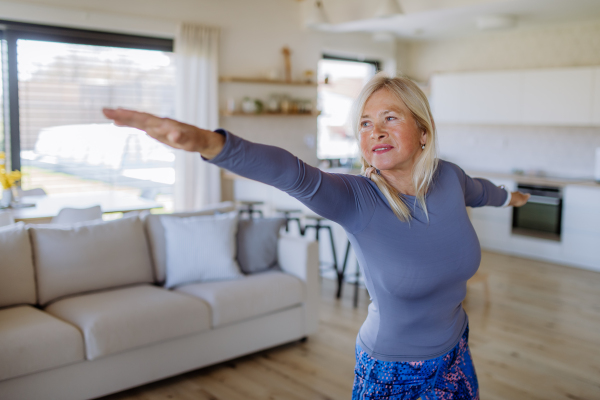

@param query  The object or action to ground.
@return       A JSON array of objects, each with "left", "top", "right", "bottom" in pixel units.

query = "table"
[{"left": 9, "top": 191, "right": 163, "bottom": 224}]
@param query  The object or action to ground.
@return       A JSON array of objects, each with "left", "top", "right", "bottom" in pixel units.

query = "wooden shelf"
[
  {"left": 220, "top": 111, "right": 321, "bottom": 117},
  {"left": 219, "top": 76, "right": 317, "bottom": 87}
]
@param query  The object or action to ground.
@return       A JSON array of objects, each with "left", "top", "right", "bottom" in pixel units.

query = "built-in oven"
[{"left": 512, "top": 184, "right": 563, "bottom": 241}]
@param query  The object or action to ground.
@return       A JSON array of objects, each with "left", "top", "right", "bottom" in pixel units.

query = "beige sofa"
[{"left": 0, "top": 202, "right": 319, "bottom": 400}]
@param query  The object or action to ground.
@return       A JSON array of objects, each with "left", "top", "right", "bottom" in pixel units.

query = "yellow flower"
[{"left": 0, "top": 165, "right": 21, "bottom": 190}]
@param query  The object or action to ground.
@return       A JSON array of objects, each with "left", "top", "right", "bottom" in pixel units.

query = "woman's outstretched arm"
[
  {"left": 102, "top": 108, "right": 225, "bottom": 159},
  {"left": 102, "top": 108, "right": 377, "bottom": 233}
]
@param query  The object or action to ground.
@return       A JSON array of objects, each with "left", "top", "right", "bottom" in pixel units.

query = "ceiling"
[{"left": 314, "top": 0, "right": 600, "bottom": 40}]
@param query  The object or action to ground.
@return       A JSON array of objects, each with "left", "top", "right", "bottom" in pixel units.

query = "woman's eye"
[
  {"left": 386, "top": 116, "right": 395, "bottom": 121},
  {"left": 361, "top": 121, "right": 369, "bottom": 127}
]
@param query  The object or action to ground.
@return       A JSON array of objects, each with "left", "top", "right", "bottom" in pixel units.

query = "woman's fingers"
[
  {"left": 103, "top": 108, "right": 192, "bottom": 150},
  {"left": 511, "top": 191, "right": 531, "bottom": 207}
]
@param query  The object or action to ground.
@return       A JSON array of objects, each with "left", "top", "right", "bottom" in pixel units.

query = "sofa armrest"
[{"left": 277, "top": 236, "right": 319, "bottom": 336}]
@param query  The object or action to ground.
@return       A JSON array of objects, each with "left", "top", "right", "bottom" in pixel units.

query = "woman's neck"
[{"left": 380, "top": 168, "right": 415, "bottom": 196}]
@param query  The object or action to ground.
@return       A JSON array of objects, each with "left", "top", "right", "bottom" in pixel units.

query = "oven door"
[{"left": 512, "top": 185, "right": 562, "bottom": 241}]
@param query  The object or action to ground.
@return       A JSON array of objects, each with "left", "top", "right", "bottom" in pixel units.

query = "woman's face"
[{"left": 358, "top": 88, "right": 426, "bottom": 172}]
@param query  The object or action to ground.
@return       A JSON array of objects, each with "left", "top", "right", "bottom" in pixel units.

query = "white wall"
[
  {"left": 0, "top": 0, "right": 396, "bottom": 166},
  {"left": 437, "top": 124, "right": 600, "bottom": 179},
  {"left": 403, "top": 18, "right": 600, "bottom": 82}
]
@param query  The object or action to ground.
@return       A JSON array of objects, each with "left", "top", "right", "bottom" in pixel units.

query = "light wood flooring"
[{"left": 101, "top": 251, "right": 600, "bottom": 400}]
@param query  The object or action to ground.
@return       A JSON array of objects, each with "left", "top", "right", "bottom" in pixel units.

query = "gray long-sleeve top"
[{"left": 207, "top": 129, "right": 508, "bottom": 362}]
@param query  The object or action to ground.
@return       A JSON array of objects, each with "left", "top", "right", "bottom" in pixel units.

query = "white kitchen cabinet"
[
  {"left": 520, "top": 67, "right": 594, "bottom": 126},
  {"left": 430, "top": 74, "right": 465, "bottom": 123},
  {"left": 468, "top": 177, "right": 515, "bottom": 251},
  {"left": 592, "top": 68, "right": 600, "bottom": 126},
  {"left": 561, "top": 185, "right": 600, "bottom": 271},
  {"left": 431, "top": 71, "right": 522, "bottom": 124},
  {"left": 431, "top": 67, "right": 597, "bottom": 126}
]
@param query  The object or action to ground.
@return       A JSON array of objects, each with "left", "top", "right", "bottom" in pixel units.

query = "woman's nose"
[{"left": 371, "top": 121, "right": 387, "bottom": 138}]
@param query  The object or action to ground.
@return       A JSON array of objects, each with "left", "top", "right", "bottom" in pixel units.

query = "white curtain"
[{"left": 174, "top": 23, "right": 221, "bottom": 211}]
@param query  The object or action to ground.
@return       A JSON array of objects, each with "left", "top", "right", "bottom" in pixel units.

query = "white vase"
[{"left": 1, "top": 188, "right": 12, "bottom": 208}]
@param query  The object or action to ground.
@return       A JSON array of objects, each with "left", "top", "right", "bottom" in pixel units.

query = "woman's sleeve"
[
  {"left": 446, "top": 161, "right": 508, "bottom": 207},
  {"left": 204, "top": 129, "right": 376, "bottom": 233}
]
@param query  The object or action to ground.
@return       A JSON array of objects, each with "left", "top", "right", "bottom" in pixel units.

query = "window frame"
[{"left": 0, "top": 19, "right": 174, "bottom": 172}]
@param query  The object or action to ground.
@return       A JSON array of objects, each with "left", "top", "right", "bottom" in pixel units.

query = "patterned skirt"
[{"left": 352, "top": 324, "right": 479, "bottom": 400}]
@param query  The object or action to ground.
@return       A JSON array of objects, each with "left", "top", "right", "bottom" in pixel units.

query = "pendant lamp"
[
  {"left": 374, "top": 0, "right": 403, "bottom": 18},
  {"left": 305, "top": 0, "right": 329, "bottom": 28}
]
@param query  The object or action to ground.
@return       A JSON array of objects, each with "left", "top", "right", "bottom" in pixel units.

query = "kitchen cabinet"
[
  {"left": 520, "top": 68, "right": 594, "bottom": 126},
  {"left": 431, "top": 71, "right": 522, "bottom": 124},
  {"left": 561, "top": 185, "right": 600, "bottom": 270},
  {"left": 467, "top": 173, "right": 600, "bottom": 272},
  {"left": 431, "top": 67, "right": 597, "bottom": 126}
]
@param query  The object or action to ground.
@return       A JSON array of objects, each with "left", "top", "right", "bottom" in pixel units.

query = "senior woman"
[{"left": 104, "top": 72, "right": 529, "bottom": 400}]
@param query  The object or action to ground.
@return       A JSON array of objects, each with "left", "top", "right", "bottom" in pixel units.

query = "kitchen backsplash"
[{"left": 437, "top": 124, "right": 600, "bottom": 179}]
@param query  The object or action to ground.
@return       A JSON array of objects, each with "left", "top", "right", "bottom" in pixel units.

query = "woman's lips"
[{"left": 372, "top": 145, "right": 393, "bottom": 154}]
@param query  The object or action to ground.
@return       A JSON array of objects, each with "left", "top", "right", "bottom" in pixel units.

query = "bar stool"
[
  {"left": 275, "top": 208, "right": 303, "bottom": 234},
  {"left": 303, "top": 214, "right": 340, "bottom": 294},
  {"left": 340, "top": 239, "right": 362, "bottom": 308},
  {"left": 238, "top": 201, "right": 264, "bottom": 219}
]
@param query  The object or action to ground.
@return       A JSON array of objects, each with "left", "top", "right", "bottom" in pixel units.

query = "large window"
[
  {"left": 1, "top": 21, "right": 176, "bottom": 211},
  {"left": 316, "top": 56, "right": 378, "bottom": 163}
]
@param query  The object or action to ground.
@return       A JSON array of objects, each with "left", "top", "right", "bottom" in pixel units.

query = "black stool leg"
[
  {"left": 323, "top": 225, "right": 339, "bottom": 298},
  {"left": 338, "top": 240, "right": 352, "bottom": 299},
  {"left": 353, "top": 260, "right": 360, "bottom": 308}
]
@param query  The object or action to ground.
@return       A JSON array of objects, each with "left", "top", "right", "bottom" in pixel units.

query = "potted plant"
[{"left": 0, "top": 152, "right": 22, "bottom": 208}]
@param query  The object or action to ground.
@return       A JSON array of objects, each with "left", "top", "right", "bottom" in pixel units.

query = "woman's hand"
[
  {"left": 509, "top": 191, "right": 531, "bottom": 207},
  {"left": 102, "top": 108, "right": 225, "bottom": 159}
]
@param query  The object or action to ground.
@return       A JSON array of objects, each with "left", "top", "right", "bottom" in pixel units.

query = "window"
[
  {"left": 316, "top": 55, "right": 378, "bottom": 163},
  {"left": 1, "top": 21, "right": 176, "bottom": 211}
]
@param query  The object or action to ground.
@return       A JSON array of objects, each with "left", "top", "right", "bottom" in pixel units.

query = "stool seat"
[
  {"left": 239, "top": 200, "right": 264, "bottom": 206},
  {"left": 304, "top": 214, "right": 327, "bottom": 221},
  {"left": 275, "top": 208, "right": 302, "bottom": 214}
]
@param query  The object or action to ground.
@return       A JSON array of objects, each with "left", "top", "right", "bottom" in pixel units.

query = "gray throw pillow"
[
  {"left": 162, "top": 212, "right": 243, "bottom": 288},
  {"left": 236, "top": 218, "right": 286, "bottom": 274}
]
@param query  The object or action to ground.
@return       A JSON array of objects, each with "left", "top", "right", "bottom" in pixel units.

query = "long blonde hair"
[{"left": 353, "top": 72, "right": 439, "bottom": 222}]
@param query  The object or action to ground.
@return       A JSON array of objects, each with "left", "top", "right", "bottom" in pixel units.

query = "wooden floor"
[{"left": 101, "top": 251, "right": 600, "bottom": 400}]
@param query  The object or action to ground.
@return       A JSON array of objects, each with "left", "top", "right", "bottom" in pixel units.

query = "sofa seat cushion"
[
  {"left": 176, "top": 271, "right": 304, "bottom": 328},
  {"left": 0, "top": 305, "right": 84, "bottom": 380},
  {"left": 45, "top": 284, "right": 211, "bottom": 360}
]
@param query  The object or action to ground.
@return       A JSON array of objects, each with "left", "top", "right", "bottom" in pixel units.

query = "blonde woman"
[{"left": 104, "top": 72, "right": 529, "bottom": 400}]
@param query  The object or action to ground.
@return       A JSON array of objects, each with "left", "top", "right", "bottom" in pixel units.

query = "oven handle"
[{"left": 526, "top": 195, "right": 561, "bottom": 205}]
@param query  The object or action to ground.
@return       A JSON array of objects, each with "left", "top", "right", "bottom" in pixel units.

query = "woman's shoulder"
[{"left": 435, "top": 158, "right": 466, "bottom": 179}]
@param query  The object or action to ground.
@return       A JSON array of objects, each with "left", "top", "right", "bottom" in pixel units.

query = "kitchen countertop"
[
  {"left": 223, "top": 167, "right": 600, "bottom": 189},
  {"left": 465, "top": 170, "right": 600, "bottom": 189}
]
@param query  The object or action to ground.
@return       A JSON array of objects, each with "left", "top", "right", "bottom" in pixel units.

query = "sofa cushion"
[
  {"left": 237, "top": 218, "right": 286, "bottom": 274},
  {"left": 162, "top": 212, "right": 243, "bottom": 289},
  {"left": 29, "top": 215, "right": 154, "bottom": 306},
  {"left": 0, "top": 222, "right": 37, "bottom": 308},
  {"left": 0, "top": 305, "right": 84, "bottom": 380},
  {"left": 45, "top": 284, "right": 212, "bottom": 360},
  {"left": 144, "top": 202, "right": 236, "bottom": 283},
  {"left": 175, "top": 271, "right": 304, "bottom": 328}
]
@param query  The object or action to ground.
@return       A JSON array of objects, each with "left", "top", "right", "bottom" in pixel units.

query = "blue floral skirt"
[{"left": 352, "top": 325, "right": 479, "bottom": 400}]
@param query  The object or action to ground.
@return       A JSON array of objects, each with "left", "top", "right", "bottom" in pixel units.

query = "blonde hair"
[{"left": 352, "top": 72, "right": 439, "bottom": 222}]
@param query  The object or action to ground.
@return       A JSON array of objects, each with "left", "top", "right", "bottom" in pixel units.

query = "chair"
[
  {"left": 17, "top": 188, "right": 47, "bottom": 197},
  {"left": 237, "top": 201, "right": 264, "bottom": 219},
  {"left": 0, "top": 211, "right": 15, "bottom": 227},
  {"left": 275, "top": 208, "right": 303, "bottom": 234},
  {"left": 52, "top": 206, "right": 103, "bottom": 224},
  {"left": 302, "top": 214, "right": 340, "bottom": 295},
  {"left": 338, "top": 239, "right": 363, "bottom": 308},
  {"left": 140, "top": 188, "right": 159, "bottom": 201}
]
